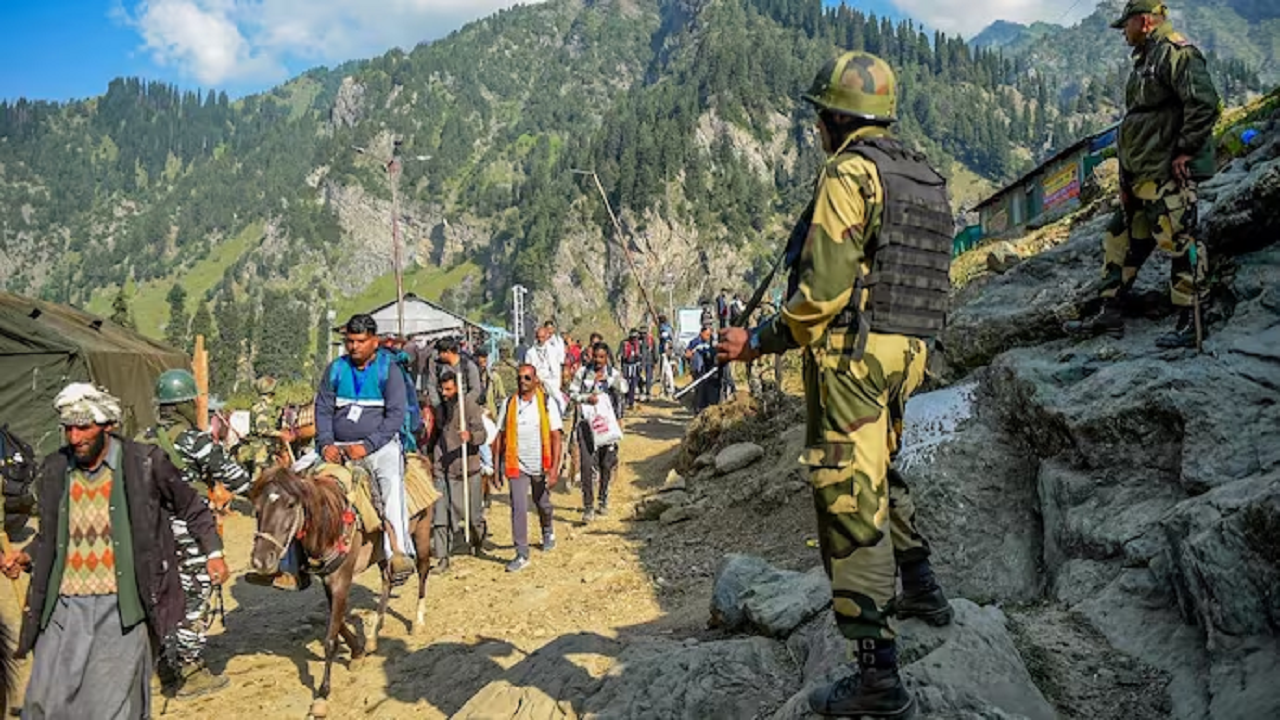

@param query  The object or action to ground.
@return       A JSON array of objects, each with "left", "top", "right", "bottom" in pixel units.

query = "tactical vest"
[{"left": 849, "top": 138, "right": 953, "bottom": 339}]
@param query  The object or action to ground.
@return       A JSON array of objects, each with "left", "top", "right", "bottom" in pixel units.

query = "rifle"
[{"left": 674, "top": 202, "right": 811, "bottom": 401}]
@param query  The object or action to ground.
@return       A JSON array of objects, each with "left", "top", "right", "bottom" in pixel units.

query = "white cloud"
[
  {"left": 126, "top": 0, "right": 542, "bottom": 87},
  {"left": 888, "top": 0, "right": 1097, "bottom": 39}
]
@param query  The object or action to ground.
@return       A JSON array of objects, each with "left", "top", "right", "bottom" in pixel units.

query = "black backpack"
[{"left": 1, "top": 424, "right": 38, "bottom": 530}]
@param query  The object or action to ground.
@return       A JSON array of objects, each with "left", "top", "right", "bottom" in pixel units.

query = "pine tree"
[
  {"left": 109, "top": 286, "right": 136, "bottom": 330},
  {"left": 190, "top": 302, "right": 214, "bottom": 354},
  {"left": 164, "top": 283, "right": 189, "bottom": 350}
]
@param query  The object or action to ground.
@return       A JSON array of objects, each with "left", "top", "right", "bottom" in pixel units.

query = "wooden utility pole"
[{"left": 193, "top": 334, "right": 209, "bottom": 431}]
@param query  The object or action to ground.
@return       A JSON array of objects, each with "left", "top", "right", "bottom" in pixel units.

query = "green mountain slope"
[{"left": 0, "top": 0, "right": 1270, "bottom": 395}]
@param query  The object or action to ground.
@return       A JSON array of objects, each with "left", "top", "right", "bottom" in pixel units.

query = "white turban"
[{"left": 53, "top": 383, "right": 123, "bottom": 426}]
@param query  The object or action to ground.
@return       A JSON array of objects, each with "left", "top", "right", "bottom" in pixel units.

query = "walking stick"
[
  {"left": 1190, "top": 242, "right": 1204, "bottom": 354},
  {"left": 458, "top": 372, "right": 471, "bottom": 545}
]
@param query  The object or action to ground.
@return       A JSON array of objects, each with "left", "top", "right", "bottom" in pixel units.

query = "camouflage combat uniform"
[
  {"left": 141, "top": 413, "right": 250, "bottom": 672},
  {"left": 757, "top": 124, "right": 944, "bottom": 642},
  {"left": 1071, "top": 2, "right": 1222, "bottom": 346},
  {"left": 246, "top": 392, "right": 280, "bottom": 473},
  {"left": 749, "top": 51, "right": 956, "bottom": 718}
]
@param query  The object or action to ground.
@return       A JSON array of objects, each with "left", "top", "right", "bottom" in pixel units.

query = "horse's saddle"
[{"left": 311, "top": 454, "right": 440, "bottom": 532}]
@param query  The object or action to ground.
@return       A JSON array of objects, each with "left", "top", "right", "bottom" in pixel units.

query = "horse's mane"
[{"left": 251, "top": 466, "right": 349, "bottom": 555}]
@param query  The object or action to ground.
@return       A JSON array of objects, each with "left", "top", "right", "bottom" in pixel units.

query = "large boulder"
[
  {"left": 898, "top": 383, "right": 1045, "bottom": 603},
  {"left": 716, "top": 443, "right": 766, "bottom": 475},
  {"left": 773, "top": 600, "right": 1055, "bottom": 720},
  {"left": 710, "top": 554, "right": 831, "bottom": 638}
]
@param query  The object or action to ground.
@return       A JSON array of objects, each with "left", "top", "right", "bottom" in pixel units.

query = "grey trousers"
[{"left": 24, "top": 594, "right": 152, "bottom": 720}]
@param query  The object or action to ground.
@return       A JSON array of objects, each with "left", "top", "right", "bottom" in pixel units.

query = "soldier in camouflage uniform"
[
  {"left": 719, "top": 52, "right": 955, "bottom": 718},
  {"left": 246, "top": 375, "right": 283, "bottom": 476},
  {"left": 140, "top": 369, "right": 251, "bottom": 699},
  {"left": 1065, "top": 0, "right": 1222, "bottom": 348}
]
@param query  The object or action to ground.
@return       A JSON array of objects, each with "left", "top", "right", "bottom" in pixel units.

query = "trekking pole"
[
  {"left": 1190, "top": 242, "right": 1204, "bottom": 354},
  {"left": 458, "top": 372, "right": 471, "bottom": 545}
]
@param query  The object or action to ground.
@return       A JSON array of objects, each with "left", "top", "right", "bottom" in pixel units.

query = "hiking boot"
[
  {"left": 891, "top": 559, "right": 953, "bottom": 626},
  {"left": 261, "top": 572, "right": 309, "bottom": 592},
  {"left": 1155, "top": 307, "right": 1207, "bottom": 349},
  {"left": 1062, "top": 302, "right": 1125, "bottom": 338},
  {"left": 541, "top": 533, "right": 557, "bottom": 552},
  {"left": 506, "top": 555, "right": 530, "bottom": 573},
  {"left": 887, "top": 588, "right": 954, "bottom": 626},
  {"left": 173, "top": 664, "right": 230, "bottom": 700},
  {"left": 808, "top": 666, "right": 915, "bottom": 718},
  {"left": 582, "top": 508, "right": 596, "bottom": 524}
]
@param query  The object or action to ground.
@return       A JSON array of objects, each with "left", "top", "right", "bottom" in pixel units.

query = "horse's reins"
[{"left": 254, "top": 479, "right": 358, "bottom": 578}]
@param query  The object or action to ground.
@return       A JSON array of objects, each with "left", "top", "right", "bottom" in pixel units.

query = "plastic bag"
[{"left": 581, "top": 393, "right": 623, "bottom": 447}]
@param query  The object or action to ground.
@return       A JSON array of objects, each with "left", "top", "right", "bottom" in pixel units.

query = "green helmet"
[
  {"left": 254, "top": 376, "right": 278, "bottom": 395},
  {"left": 802, "top": 51, "right": 897, "bottom": 123},
  {"left": 156, "top": 369, "right": 198, "bottom": 404}
]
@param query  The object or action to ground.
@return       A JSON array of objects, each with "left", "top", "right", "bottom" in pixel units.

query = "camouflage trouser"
[
  {"left": 163, "top": 517, "right": 214, "bottom": 670},
  {"left": 802, "top": 332, "right": 933, "bottom": 642},
  {"left": 1101, "top": 179, "right": 1208, "bottom": 308}
]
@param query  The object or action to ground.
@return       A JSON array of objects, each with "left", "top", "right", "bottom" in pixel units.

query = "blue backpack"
[{"left": 329, "top": 349, "right": 424, "bottom": 453}]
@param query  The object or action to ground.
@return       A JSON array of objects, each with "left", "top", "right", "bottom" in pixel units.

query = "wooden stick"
[
  {"left": 458, "top": 372, "right": 471, "bottom": 545},
  {"left": 194, "top": 334, "right": 209, "bottom": 431}
]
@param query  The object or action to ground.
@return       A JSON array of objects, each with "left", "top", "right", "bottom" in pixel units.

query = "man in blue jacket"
[{"left": 315, "top": 314, "right": 415, "bottom": 579}]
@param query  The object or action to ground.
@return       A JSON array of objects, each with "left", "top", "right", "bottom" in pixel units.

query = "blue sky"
[{"left": 0, "top": 1, "right": 1097, "bottom": 104}]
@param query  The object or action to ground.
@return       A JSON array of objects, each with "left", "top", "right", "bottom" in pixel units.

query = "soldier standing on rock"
[
  {"left": 718, "top": 51, "right": 955, "bottom": 719},
  {"left": 1064, "top": 0, "right": 1222, "bottom": 348},
  {"left": 244, "top": 376, "right": 284, "bottom": 476}
]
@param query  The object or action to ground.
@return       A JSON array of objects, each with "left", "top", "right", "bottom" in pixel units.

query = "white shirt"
[
  {"left": 497, "top": 393, "right": 564, "bottom": 476},
  {"left": 529, "top": 342, "right": 562, "bottom": 394}
]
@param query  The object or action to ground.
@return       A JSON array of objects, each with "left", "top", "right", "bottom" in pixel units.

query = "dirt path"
[{"left": 1, "top": 402, "right": 694, "bottom": 719}]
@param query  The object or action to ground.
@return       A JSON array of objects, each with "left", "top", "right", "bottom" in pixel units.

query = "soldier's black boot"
[
  {"left": 889, "top": 559, "right": 953, "bottom": 627},
  {"left": 1063, "top": 301, "right": 1125, "bottom": 338},
  {"left": 808, "top": 640, "right": 914, "bottom": 718},
  {"left": 1155, "top": 302, "right": 1211, "bottom": 349}
]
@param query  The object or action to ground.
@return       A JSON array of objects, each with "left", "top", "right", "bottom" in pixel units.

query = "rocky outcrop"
[{"left": 910, "top": 140, "right": 1280, "bottom": 717}]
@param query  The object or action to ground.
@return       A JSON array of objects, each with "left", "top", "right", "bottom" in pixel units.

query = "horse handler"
[{"left": 1, "top": 383, "right": 227, "bottom": 720}]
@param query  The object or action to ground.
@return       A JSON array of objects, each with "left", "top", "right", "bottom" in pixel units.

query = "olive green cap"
[
  {"left": 801, "top": 51, "right": 897, "bottom": 123},
  {"left": 1110, "top": 0, "right": 1168, "bottom": 28}
]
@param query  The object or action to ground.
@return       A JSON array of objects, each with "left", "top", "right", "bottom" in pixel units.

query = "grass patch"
[
  {"left": 86, "top": 221, "right": 264, "bottom": 339},
  {"left": 332, "top": 260, "right": 482, "bottom": 321}
]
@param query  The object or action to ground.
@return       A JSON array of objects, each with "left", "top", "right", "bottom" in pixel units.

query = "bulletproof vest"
[{"left": 850, "top": 138, "right": 953, "bottom": 338}]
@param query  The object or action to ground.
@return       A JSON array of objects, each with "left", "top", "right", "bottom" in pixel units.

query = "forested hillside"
[{"left": 0, "top": 0, "right": 1271, "bottom": 396}]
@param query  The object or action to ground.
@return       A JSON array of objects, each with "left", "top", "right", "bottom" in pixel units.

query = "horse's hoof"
[{"left": 309, "top": 698, "right": 330, "bottom": 718}]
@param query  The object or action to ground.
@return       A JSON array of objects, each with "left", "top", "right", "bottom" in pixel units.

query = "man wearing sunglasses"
[{"left": 492, "top": 364, "right": 563, "bottom": 573}]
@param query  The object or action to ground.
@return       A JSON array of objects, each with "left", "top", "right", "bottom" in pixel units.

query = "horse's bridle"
[{"left": 254, "top": 490, "right": 305, "bottom": 558}]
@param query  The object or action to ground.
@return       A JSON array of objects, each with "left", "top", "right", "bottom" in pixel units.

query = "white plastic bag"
[{"left": 581, "top": 393, "right": 623, "bottom": 447}]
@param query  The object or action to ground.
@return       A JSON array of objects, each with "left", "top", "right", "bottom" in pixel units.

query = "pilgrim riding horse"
[{"left": 248, "top": 464, "right": 434, "bottom": 714}]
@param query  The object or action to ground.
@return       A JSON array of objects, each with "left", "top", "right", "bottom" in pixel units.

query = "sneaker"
[
  {"left": 583, "top": 508, "right": 596, "bottom": 524},
  {"left": 597, "top": 502, "right": 609, "bottom": 517},
  {"left": 506, "top": 555, "right": 530, "bottom": 573},
  {"left": 173, "top": 663, "right": 230, "bottom": 700},
  {"left": 541, "top": 534, "right": 557, "bottom": 552}
]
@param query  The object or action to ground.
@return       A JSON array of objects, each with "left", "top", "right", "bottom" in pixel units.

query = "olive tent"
[{"left": 0, "top": 292, "right": 190, "bottom": 457}]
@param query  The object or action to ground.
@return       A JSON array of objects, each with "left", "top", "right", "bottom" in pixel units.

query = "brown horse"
[{"left": 248, "top": 465, "right": 434, "bottom": 712}]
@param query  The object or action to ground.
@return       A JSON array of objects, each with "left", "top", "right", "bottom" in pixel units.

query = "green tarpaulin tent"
[{"left": 0, "top": 292, "right": 190, "bottom": 458}]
